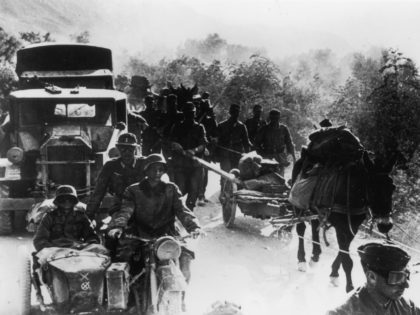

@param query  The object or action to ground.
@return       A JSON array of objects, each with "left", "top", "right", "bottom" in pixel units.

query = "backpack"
[{"left": 307, "top": 126, "right": 364, "bottom": 165}]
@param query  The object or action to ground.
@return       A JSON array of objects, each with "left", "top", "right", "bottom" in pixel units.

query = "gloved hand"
[
  {"left": 108, "top": 228, "right": 123, "bottom": 239},
  {"left": 376, "top": 217, "right": 393, "bottom": 234}
]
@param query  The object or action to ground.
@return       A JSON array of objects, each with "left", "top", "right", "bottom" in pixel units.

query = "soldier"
[
  {"left": 196, "top": 95, "right": 218, "bottom": 205},
  {"left": 245, "top": 104, "right": 266, "bottom": 146},
  {"left": 86, "top": 133, "right": 145, "bottom": 221},
  {"left": 217, "top": 104, "right": 251, "bottom": 186},
  {"left": 34, "top": 185, "right": 107, "bottom": 264},
  {"left": 107, "top": 154, "right": 201, "bottom": 310},
  {"left": 127, "top": 110, "right": 148, "bottom": 142},
  {"left": 327, "top": 242, "right": 419, "bottom": 315},
  {"left": 161, "top": 94, "right": 184, "bottom": 180},
  {"left": 139, "top": 95, "right": 161, "bottom": 155},
  {"left": 125, "top": 75, "right": 152, "bottom": 111},
  {"left": 170, "top": 102, "right": 208, "bottom": 211},
  {"left": 254, "top": 109, "right": 296, "bottom": 176}
]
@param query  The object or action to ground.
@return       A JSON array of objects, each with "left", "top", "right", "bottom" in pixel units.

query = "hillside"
[
  {"left": 0, "top": 0, "right": 354, "bottom": 69},
  {"left": 0, "top": 0, "right": 102, "bottom": 39}
]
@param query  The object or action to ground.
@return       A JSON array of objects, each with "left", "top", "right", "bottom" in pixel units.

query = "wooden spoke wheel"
[{"left": 221, "top": 180, "right": 237, "bottom": 228}]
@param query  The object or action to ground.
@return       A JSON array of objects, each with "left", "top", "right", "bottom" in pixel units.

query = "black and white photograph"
[{"left": 0, "top": 0, "right": 419, "bottom": 314}]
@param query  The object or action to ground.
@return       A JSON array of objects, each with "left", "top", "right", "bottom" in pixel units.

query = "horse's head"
[
  {"left": 363, "top": 152, "right": 396, "bottom": 217},
  {"left": 168, "top": 83, "right": 198, "bottom": 111}
]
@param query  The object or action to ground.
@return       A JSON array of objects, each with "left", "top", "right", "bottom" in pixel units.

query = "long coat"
[{"left": 109, "top": 179, "right": 200, "bottom": 237}]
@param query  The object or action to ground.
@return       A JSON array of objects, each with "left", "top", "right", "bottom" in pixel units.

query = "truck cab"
[{"left": 0, "top": 43, "right": 128, "bottom": 234}]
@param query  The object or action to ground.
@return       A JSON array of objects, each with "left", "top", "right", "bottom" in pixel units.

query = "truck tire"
[
  {"left": 17, "top": 248, "right": 32, "bottom": 315},
  {"left": 0, "top": 211, "right": 13, "bottom": 235}
]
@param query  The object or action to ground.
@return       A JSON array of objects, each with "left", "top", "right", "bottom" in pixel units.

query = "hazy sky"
[
  {"left": 89, "top": 0, "right": 420, "bottom": 63},
  {"left": 3, "top": 0, "right": 419, "bottom": 63}
]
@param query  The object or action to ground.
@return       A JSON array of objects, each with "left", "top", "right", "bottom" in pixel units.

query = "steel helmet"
[
  {"left": 144, "top": 154, "right": 167, "bottom": 171},
  {"left": 54, "top": 185, "right": 78, "bottom": 205}
]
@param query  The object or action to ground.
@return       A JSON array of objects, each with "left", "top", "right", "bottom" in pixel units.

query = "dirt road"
[{"left": 0, "top": 170, "right": 419, "bottom": 315}]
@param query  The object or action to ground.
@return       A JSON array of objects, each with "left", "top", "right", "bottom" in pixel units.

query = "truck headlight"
[
  {"left": 155, "top": 237, "right": 181, "bottom": 260},
  {"left": 6, "top": 147, "right": 24, "bottom": 164}
]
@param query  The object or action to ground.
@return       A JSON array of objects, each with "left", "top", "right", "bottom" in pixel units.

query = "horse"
[
  {"left": 167, "top": 82, "right": 198, "bottom": 111},
  {"left": 292, "top": 151, "right": 395, "bottom": 292}
]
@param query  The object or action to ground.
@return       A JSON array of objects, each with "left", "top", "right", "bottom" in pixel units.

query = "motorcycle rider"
[
  {"left": 34, "top": 185, "right": 108, "bottom": 264},
  {"left": 107, "top": 154, "right": 202, "bottom": 309}
]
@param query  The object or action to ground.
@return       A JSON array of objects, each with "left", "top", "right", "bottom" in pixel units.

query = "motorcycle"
[
  {"left": 122, "top": 233, "right": 188, "bottom": 315},
  {"left": 17, "top": 233, "right": 190, "bottom": 315}
]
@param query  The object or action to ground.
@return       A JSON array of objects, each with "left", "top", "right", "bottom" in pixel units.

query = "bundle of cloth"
[{"left": 237, "top": 152, "right": 289, "bottom": 194}]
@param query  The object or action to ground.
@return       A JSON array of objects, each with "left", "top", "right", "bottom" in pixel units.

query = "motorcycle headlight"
[
  {"left": 155, "top": 237, "right": 181, "bottom": 260},
  {"left": 7, "top": 147, "right": 24, "bottom": 164}
]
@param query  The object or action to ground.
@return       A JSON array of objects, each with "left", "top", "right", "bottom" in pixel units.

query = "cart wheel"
[{"left": 221, "top": 180, "right": 237, "bottom": 228}]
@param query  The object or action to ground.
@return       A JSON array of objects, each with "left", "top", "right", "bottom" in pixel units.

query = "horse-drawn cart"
[{"left": 193, "top": 157, "right": 318, "bottom": 231}]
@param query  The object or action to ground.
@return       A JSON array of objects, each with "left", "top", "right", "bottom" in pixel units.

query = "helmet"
[
  {"left": 144, "top": 154, "right": 167, "bottom": 171},
  {"left": 54, "top": 185, "right": 78, "bottom": 205},
  {"left": 116, "top": 133, "right": 138, "bottom": 147}
]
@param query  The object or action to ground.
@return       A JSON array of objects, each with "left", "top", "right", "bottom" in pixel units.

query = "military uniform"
[
  {"left": 127, "top": 110, "right": 147, "bottom": 141},
  {"left": 110, "top": 179, "right": 200, "bottom": 237},
  {"left": 245, "top": 116, "right": 266, "bottom": 145},
  {"left": 86, "top": 157, "right": 145, "bottom": 218},
  {"left": 109, "top": 178, "right": 200, "bottom": 282},
  {"left": 161, "top": 110, "right": 184, "bottom": 180},
  {"left": 197, "top": 111, "right": 218, "bottom": 201},
  {"left": 33, "top": 207, "right": 99, "bottom": 252},
  {"left": 327, "top": 286, "right": 420, "bottom": 315},
  {"left": 139, "top": 108, "right": 162, "bottom": 155},
  {"left": 170, "top": 119, "right": 207, "bottom": 210},
  {"left": 254, "top": 123, "right": 295, "bottom": 175},
  {"left": 327, "top": 242, "right": 418, "bottom": 315},
  {"left": 217, "top": 118, "right": 251, "bottom": 173}
]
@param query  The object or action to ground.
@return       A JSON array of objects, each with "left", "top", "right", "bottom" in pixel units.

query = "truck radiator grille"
[{"left": 46, "top": 146, "right": 88, "bottom": 189}]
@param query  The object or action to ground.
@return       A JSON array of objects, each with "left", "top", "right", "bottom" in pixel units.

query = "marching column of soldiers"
[{"left": 120, "top": 84, "right": 296, "bottom": 212}]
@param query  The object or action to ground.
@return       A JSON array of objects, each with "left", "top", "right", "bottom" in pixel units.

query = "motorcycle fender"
[{"left": 156, "top": 261, "right": 187, "bottom": 292}]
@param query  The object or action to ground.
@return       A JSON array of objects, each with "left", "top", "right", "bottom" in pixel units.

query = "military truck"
[{"left": 0, "top": 43, "right": 128, "bottom": 234}]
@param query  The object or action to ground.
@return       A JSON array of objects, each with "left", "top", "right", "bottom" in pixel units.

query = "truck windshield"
[{"left": 19, "top": 100, "right": 114, "bottom": 126}]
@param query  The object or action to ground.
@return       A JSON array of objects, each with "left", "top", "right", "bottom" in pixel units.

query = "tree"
[
  {"left": 178, "top": 33, "right": 263, "bottom": 64},
  {"left": 0, "top": 27, "right": 21, "bottom": 64},
  {"left": 70, "top": 31, "right": 90, "bottom": 43},
  {"left": 20, "top": 31, "right": 54, "bottom": 44},
  {"left": 0, "top": 66, "right": 18, "bottom": 98},
  {"left": 330, "top": 49, "right": 420, "bottom": 165}
]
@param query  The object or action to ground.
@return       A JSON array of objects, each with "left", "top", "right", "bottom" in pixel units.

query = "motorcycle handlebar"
[{"left": 122, "top": 233, "right": 192, "bottom": 242}]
